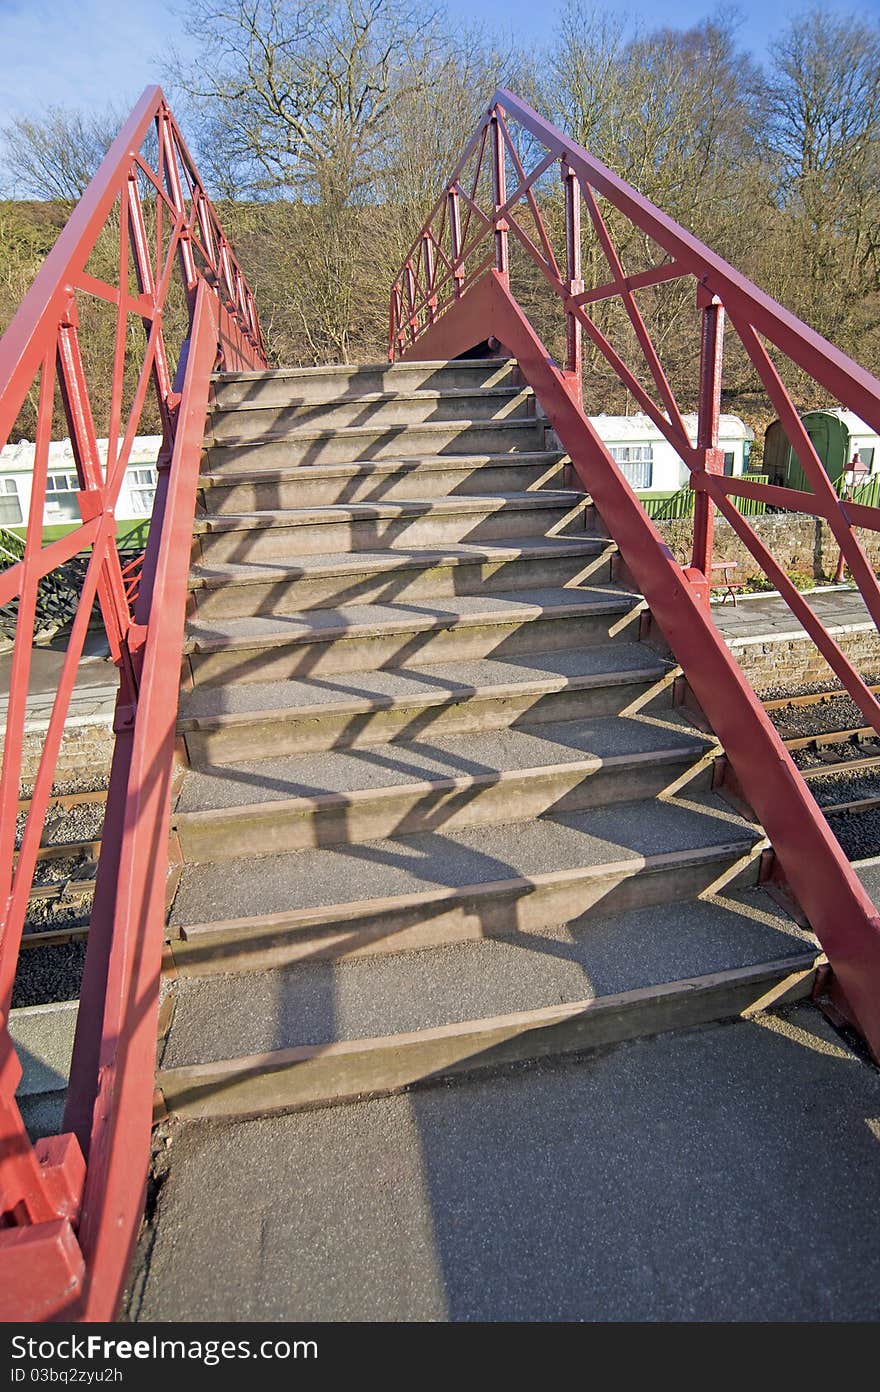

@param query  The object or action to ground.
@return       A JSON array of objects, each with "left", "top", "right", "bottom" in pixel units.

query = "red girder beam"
[
  {"left": 487, "top": 87, "right": 880, "bottom": 437},
  {"left": 691, "top": 296, "right": 726, "bottom": 579},
  {"left": 0, "top": 83, "right": 267, "bottom": 1322},
  {"left": 401, "top": 270, "right": 880, "bottom": 1062}
]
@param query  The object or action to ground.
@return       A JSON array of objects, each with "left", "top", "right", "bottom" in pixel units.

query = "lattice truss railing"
[
  {"left": 390, "top": 89, "right": 880, "bottom": 1066},
  {"left": 0, "top": 87, "right": 265, "bottom": 1319},
  {"left": 0, "top": 92, "right": 265, "bottom": 1015},
  {"left": 390, "top": 90, "right": 880, "bottom": 745}
]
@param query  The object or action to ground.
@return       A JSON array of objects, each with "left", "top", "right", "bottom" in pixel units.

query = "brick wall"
[
  {"left": 19, "top": 719, "right": 115, "bottom": 788},
  {"left": 726, "top": 627, "right": 880, "bottom": 695},
  {"left": 12, "top": 686, "right": 117, "bottom": 792},
  {"left": 655, "top": 512, "right": 880, "bottom": 583}
]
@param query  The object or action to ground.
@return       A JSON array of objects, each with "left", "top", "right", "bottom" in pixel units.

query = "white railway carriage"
[
  {"left": 0, "top": 413, "right": 754, "bottom": 546},
  {"left": 0, "top": 436, "right": 162, "bottom": 546},
  {"left": 588, "top": 413, "right": 754, "bottom": 499}
]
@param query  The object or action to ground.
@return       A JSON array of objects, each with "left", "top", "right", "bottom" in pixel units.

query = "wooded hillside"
[{"left": 2, "top": 2, "right": 878, "bottom": 441}]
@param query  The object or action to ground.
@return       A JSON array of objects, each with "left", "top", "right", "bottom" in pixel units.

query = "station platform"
[
  {"left": 711, "top": 585, "right": 871, "bottom": 644},
  {"left": 708, "top": 585, "right": 877, "bottom": 691}
]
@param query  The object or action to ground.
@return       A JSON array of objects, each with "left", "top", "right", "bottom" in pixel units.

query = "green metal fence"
[
  {"left": 851, "top": 473, "right": 880, "bottom": 509},
  {"left": 641, "top": 474, "right": 769, "bottom": 522}
]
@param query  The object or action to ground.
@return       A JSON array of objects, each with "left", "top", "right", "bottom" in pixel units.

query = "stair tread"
[
  {"left": 211, "top": 358, "right": 516, "bottom": 382},
  {"left": 184, "top": 585, "right": 641, "bottom": 652},
  {"left": 200, "top": 450, "right": 565, "bottom": 481},
  {"left": 212, "top": 384, "right": 534, "bottom": 413},
  {"left": 177, "top": 641, "right": 670, "bottom": 724},
  {"left": 211, "top": 416, "right": 543, "bottom": 445},
  {"left": 161, "top": 888, "right": 814, "bottom": 1068},
  {"left": 174, "top": 712, "right": 712, "bottom": 815},
  {"left": 168, "top": 791, "right": 760, "bottom": 929},
  {"left": 193, "top": 490, "right": 584, "bottom": 530},
  {"left": 188, "top": 535, "right": 611, "bottom": 589}
]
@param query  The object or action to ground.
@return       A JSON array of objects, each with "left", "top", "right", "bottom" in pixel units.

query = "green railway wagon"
[{"left": 764, "top": 409, "right": 880, "bottom": 491}]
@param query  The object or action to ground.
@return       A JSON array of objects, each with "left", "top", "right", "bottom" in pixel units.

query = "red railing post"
[
  {"left": 0, "top": 84, "right": 268, "bottom": 1319},
  {"left": 422, "top": 233, "right": 437, "bottom": 324},
  {"left": 404, "top": 259, "right": 417, "bottom": 345},
  {"left": 55, "top": 304, "right": 140, "bottom": 697},
  {"left": 388, "top": 284, "right": 399, "bottom": 361},
  {"left": 126, "top": 173, "right": 176, "bottom": 444},
  {"left": 562, "top": 159, "right": 583, "bottom": 407},
  {"left": 490, "top": 107, "right": 509, "bottom": 280},
  {"left": 448, "top": 186, "right": 464, "bottom": 299},
  {"left": 158, "top": 107, "right": 199, "bottom": 313},
  {"left": 691, "top": 289, "right": 726, "bottom": 583}
]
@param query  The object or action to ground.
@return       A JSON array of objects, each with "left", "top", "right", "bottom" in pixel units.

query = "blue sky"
[{"left": 1, "top": 0, "right": 879, "bottom": 121}]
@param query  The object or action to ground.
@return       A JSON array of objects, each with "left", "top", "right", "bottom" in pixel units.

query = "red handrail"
[
  {"left": 390, "top": 89, "right": 880, "bottom": 1061},
  {"left": 0, "top": 88, "right": 265, "bottom": 1320}
]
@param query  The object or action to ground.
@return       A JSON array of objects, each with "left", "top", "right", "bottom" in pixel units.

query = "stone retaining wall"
[
  {"left": 656, "top": 513, "right": 880, "bottom": 584},
  {"left": 726, "top": 624, "right": 880, "bottom": 694},
  {"left": 11, "top": 686, "right": 117, "bottom": 790}
]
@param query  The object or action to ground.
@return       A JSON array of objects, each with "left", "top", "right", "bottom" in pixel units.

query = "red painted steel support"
[
  {"left": 0, "top": 86, "right": 265, "bottom": 1321},
  {"left": 72, "top": 285, "right": 220, "bottom": 1319},
  {"left": 399, "top": 270, "right": 880, "bottom": 1060},
  {"left": 562, "top": 160, "right": 583, "bottom": 407},
  {"left": 423, "top": 233, "right": 437, "bottom": 324},
  {"left": 448, "top": 187, "right": 464, "bottom": 298},
  {"left": 389, "top": 89, "right": 880, "bottom": 1061},
  {"left": 490, "top": 110, "right": 509, "bottom": 280},
  {"left": 405, "top": 260, "right": 417, "bottom": 345},
  {"left": 691, "top": 292, "right": 726, "bottom": 583},
  {"left": 388, "top": 283, "right": 399, "bottom": 361}
]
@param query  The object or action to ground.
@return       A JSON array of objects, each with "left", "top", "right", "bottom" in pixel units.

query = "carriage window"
[
  {"left": 0, "top": 478, "right": 23, "bottom": 526},
  {"left": 44, "top": 472, "right": 80, "bottom": 522},
  {"left": 723, "top": 451, "right": 735, "bottom": 476},
  {"left": 859, "top": 447, "right": 875, "bottom": 471},
  {"left": 609, "top": 444, "right": 653, "bottom": 490},
  {"left": 128, "top": 466, "right": 157, "bottom": 516}
]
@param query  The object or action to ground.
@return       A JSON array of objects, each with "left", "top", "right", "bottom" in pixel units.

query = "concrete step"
[
  {"left": 172, "top": 713, "right": 715, "bottom": 860},
  {"left": 198, "top": 452, "right": 569, "bottom": 511},
  {"left": 183, "top": 586, "right": 645, "bottom": 687},
  {"left": 165, "top": 792, "right": 764, "bottom": 975},
  {"left": 8, "top": 997, "right": 77, "bottom": 1098},
  {"left": 204, "top": 417, "right": 548, "bottom": 469},
  {"left": 209, "top": 386, "right": 537, "bottom": 441},
  {"left": 157, "top": 888, "right": 818, "bottom": 1117},
  {"left": 177, "top": 642, "right": 673, "bottom": 764},
  {"left": 211, "top": 358, "right": 519, "bottom": 408},
  {"left": 187, "top": 537, "right": 614, "bottom": 619},
  {"left": 192, "top": 491, "right": 588, "bottom": 562}
]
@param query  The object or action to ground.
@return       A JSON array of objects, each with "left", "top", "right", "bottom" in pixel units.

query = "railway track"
[
  {"left": 16, "top": 786, "right": 104, "bottom": 959},
  {"left": 764, "top": 683, "right": 880, "bottom": 858},
  {"left": 765, "top": 684, "right": 880, "bottom": 770}
]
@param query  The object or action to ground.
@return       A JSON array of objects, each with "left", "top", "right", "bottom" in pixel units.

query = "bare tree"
[
  {"left": 171, "top": 0, "right": 444, "bottom": 208},
  {"left": 765, "top": 8, "right": 880, "bottom": 289},
  {"left": 169, "top": 0, "right": 458, "bottom": 359},
  {"left": 0, "top": 106, "right": 125, "bottom": 201},
  {"left": 372, "top": 28, "right": 533, "bottom": 268},
  {"left": 548, "top": 2, "right": 629, "bottom": 155}
]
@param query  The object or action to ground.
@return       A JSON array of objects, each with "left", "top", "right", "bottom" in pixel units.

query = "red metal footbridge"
[{"left": 3, "top": 86, "right": 880, "bottom": 1320}]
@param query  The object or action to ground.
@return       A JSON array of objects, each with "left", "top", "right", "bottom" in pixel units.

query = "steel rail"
[
  {"left": 389, "top": 92, "right": 880, "bottom": 1061},
  {"left": 0, "top": 87, "right": 265, "bottom": 1320}
]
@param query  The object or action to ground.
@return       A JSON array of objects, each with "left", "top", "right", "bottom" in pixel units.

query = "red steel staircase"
[{"left": 2, "top": 86, "right": 880, "bottom": 1320}]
